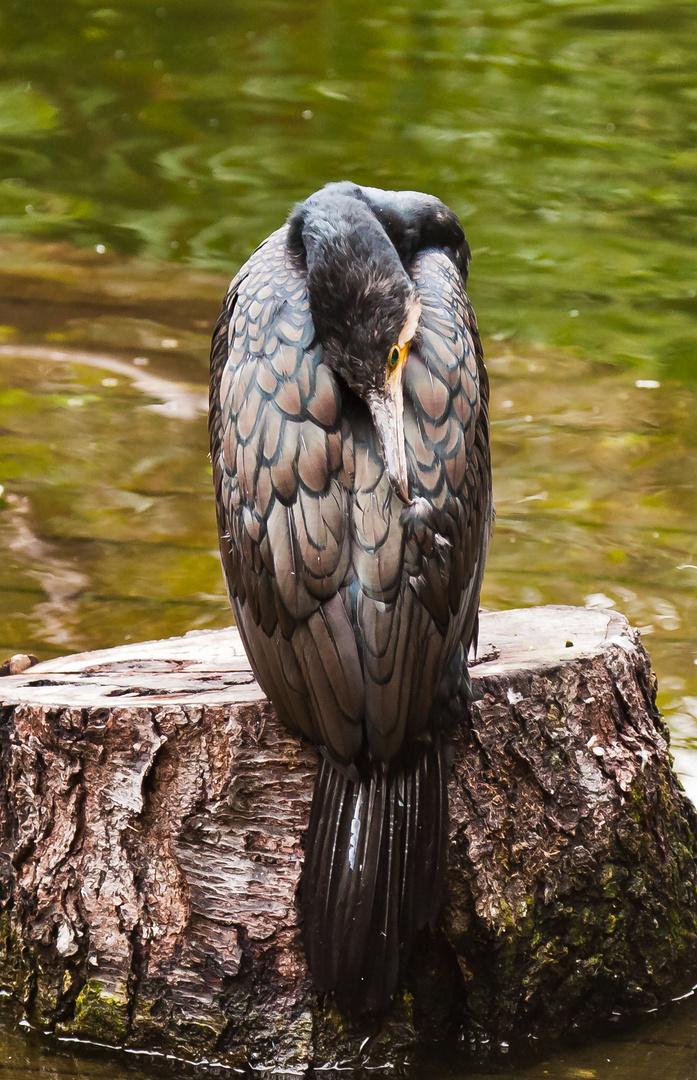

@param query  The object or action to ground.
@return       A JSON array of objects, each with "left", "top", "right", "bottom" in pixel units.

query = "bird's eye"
[{"left": 386, "top": 345, "right": 400, "bottom": 373}]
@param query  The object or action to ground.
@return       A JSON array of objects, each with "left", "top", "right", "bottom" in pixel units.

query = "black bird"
[{"left": 209, "top": 182, "right": 492, "bottom": 1014}]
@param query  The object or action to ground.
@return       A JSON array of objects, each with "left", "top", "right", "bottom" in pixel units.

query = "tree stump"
[{"left": 0, "top": 605, "right": 696, "bottom": 1069}]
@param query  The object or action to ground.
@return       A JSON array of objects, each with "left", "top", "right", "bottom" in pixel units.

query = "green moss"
[
  {"left": 70, "top": 979, "right": 129, "bottom": 1043},
  {"left": 0, "top": 913, "right": 28, "bottom": 1003},
  {"left": 318, "top": 1000, "right": 350, "bottom": 1041},
  {"left": 0, "top": 911, "right": 17, "bottom": 980}
]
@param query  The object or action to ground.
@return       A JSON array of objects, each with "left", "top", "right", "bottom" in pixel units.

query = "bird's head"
[{"left": 291, "top": 194, "right": 420, "bottom": 503}]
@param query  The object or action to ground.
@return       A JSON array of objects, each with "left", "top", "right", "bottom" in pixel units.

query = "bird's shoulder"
[
  {"left": 406, "top": 248, "right": 488, "bottom": 503},
  {"left": 210, "top": 224, "right": 355, "bottom": 614},
  {"left": 397, "top": 248, "right": 491, "bottom": 634}
]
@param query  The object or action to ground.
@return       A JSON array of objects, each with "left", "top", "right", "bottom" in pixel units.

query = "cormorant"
[{"left": 209, "top": 181, "right": 492, "bottom": 1014}]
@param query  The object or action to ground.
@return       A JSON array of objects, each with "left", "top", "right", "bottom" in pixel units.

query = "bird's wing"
[
  {"left": 209, "top": 226, "right": 364, "bottom": 764},
  {"left": 407, "top": 248, "right": 492, "bottom": 651},
  {"left": 354, "top": 248, "right": 492, "bottom": 759}
]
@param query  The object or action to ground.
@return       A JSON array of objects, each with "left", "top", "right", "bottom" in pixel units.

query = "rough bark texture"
[{"left": 0, "top": 605, "right": 696, "bottom": 1069}]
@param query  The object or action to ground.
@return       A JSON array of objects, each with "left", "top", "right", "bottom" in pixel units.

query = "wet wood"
[{"left": 1, "top": 605, "right": 696, "bottom": 1070}]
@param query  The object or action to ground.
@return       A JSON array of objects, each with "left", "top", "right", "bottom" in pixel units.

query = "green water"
[{"left": 1, "top": 0, "right": 697, "bottom": 1074}]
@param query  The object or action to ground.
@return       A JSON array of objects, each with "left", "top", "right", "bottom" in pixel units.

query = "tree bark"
[{"left": 0, "top": 605, "right": 696, "bottom": 1069}]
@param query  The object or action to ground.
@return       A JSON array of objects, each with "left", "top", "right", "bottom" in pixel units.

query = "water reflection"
[{"left": 6, "top": 986, "right": 697, "bottom": 1078}]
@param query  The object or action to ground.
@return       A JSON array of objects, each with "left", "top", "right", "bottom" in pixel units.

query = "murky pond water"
[
  {"left": 5, "top": 994, "right": 697, "bottom": 1080},
  {"left": 1, "top": 0, "right": 696, "bottom": 1075}
]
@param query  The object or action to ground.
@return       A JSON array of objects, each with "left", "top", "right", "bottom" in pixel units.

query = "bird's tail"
[{"left": 300, "top": 738, "right": 449, "bottom": 1014}]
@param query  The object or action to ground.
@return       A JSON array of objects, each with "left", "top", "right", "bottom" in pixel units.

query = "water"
[
  {"left": 5, "top": 996, "right": 697, "bottom": 1079},
  {"left": 0, "top": 0, "right": 696, "bottom": 1074}
]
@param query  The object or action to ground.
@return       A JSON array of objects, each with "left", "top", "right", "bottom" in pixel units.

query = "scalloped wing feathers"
[{"left": 209, "top": 227, "right": 491, "bottom": 766}]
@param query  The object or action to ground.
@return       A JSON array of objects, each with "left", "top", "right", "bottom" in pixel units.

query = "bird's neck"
[
  {"left": 287, "top": 190, "right": 410, "bottom": 349},
  {"left": 297, "top": 193, "right": 401, "bottom": 274}
]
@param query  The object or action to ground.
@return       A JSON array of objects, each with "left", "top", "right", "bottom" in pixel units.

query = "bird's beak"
[{"left": 367, "top": 351, "right": 411, "bottom": 505}]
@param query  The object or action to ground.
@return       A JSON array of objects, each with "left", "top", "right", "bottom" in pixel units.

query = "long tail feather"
[{"left": 300, "top": 739, "right": 449, "bottom": 1014}]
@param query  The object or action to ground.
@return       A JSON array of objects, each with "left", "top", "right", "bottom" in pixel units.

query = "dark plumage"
[{"left": 209, "top": 181, "right": 492, "bottom": 1013}]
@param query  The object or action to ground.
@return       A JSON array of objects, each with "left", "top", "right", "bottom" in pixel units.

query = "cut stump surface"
[{"left": 1, "top": 605, "right": 696, "bottom": 1069}]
